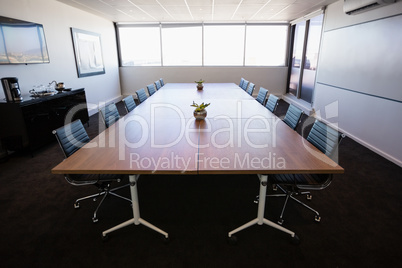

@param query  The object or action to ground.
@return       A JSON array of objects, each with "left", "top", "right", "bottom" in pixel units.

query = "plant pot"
[
  {"left": 194, "top": 109, "right": 207, "bottom": 120},
  {"left": 197, "top": 83, "right": 203, "bottom": 90}
]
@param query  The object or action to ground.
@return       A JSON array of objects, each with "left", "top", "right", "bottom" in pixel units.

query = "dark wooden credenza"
[{"left": 0, "top": 88, "right": 89, "bottom": 153}]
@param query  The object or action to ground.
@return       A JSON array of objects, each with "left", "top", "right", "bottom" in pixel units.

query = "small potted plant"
[
  {"left": 191, "top": 101, "right": 210, "bottom": 120},
  {"left": 195, "top": 79, "right": 204, "bottom": 90}
]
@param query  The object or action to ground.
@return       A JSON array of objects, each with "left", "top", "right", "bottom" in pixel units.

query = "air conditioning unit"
[{"left": 343, "top": 0, "right": 396, "bottom": 15}]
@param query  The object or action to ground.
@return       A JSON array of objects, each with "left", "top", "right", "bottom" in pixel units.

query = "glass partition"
[
  {"left": 300, "top": 14, "right": 324, "bottom": 103},
  {"left": 289, "top": 22, "right": 306, "bottom": 97}
]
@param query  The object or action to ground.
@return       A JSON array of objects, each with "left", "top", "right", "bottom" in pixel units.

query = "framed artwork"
[{"left": 71, "top": 28, "right": 105, "bottom": 77}]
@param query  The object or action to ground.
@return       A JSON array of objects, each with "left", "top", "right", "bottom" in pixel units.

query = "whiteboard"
[{"left": 318, "top": 14, "right": 402, "bottom": 102}]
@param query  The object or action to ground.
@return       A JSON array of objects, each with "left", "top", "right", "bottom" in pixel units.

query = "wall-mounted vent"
[{"left": 344, "top": 0, "right": 396, "bottom": 15}]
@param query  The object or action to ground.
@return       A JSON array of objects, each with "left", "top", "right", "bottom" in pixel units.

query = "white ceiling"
[{"left": 56, "top": 0, "right": 338, "bottom": 23}]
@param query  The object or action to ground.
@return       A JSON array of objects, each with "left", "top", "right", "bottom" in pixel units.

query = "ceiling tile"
[
  {"left": 186, "top": 0, "right": 214, "bottom": 6},
  {"left": 56, "top": 0, "right": 338, "bottom": 22}
]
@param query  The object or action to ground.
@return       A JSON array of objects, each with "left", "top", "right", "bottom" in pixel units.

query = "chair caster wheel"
[
  {"left": 272, "top": 184, "right": 278, "bottom": 191},
  {"left": 74, "top": 203, "right": 80, "bottom": 209},
  {"left": 291, "top": 234, "right": 300, "bottom": 245},
  {"left": 162, "top": 236, "right": 170, "bottom": 244},
  {"left": 278, "top": 219, "right": 284, "bottom": 225},
  {"left": 92, "top": 217, "right": 98, "bottom": 223},
  {"left": 93, "top": 198, "right": 97, "bottom": 202},
  {"left": 307, "top": 194, "right": 312, "bottom": 200},
  {"left": 102, "top": 234, "right": 109, "bottom": 242},
  {"left": 314, "top": 215, "right": 321, "bottom": 222},
  {"left": 254, "top": 196, "right": 259, "bottom": 204},
  {"left": 227, "top": 235, "right": 238, "bottom": 245}
]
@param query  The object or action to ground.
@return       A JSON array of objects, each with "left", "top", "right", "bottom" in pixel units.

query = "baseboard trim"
[
  {"left": 282, "top": 94, "right": 314, "bottom": 116},
  {"left": 317, "top": 117, "right": 402, "bottom": 167}
]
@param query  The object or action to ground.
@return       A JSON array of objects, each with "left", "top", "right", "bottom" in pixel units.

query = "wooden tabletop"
[{"left": 52, "top": 83, "right": 343, "bottom": 175}]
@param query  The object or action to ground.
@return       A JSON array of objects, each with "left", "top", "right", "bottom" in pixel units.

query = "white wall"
[
  {"left": 313, "top": 0, "right": 402, "bottom": 166},
  {"left": 120, "top": 66, "right": 288, "bottom": 97},
  {"left": 0, "top": 0, "right": 121, "bottom": 115}
]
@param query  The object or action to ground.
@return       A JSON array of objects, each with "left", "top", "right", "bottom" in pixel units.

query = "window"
[
  {"left": 287, "top": 13, "right": 324, "bottom": 104},
  {"left": 300, "top": 14, "right": 324, "bottom": 103},
  {"left": 161, "top": 24, "right": 202, "bottom": 66},
  {"left": 117, "top": 23, "right": 288, "bottom": 67},
  {"left": 245, "top": 24, "right": 288, "bottom": 66},
  {"left": 289, "top": 22, "right": 306, "bottom": 96},
  {"left": 203, "top": 24, "right": 245, "bottom": 66},
  {"left": 118, "top": 25, "right": 161, "bottom": 66}
]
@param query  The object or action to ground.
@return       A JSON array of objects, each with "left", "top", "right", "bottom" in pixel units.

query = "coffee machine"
[{"left": 1, "top": 77, "right": 23, "bottom": 102}]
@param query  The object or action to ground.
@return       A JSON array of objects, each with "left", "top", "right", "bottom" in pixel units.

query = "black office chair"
[
  {"left": 265, "top": 94, "right": 279, "bottom": 113},
  {"left": 53, "top": 119, "right": 130, "bottom": 223},
  {"left": 239, "top": 78, "right": 245, "bottom": 89},
  {"left": 136, "top": 88, "right": 148, "bottom": 103},
  {"left": 246, "top": 82, "right": 255, "bottom": 96},
  {"left": 155, "top": 80, "right": 162, "bottom": 90},
  {"left": 122, "top": 95, "right": 136, "bottom": 113},
  {"left": 241, "top": 79, "right": 249, "bottom": 91},
  {"left": 256, "top": 87, "right": 268, "bottom": 105},
  {"left": 99, "top": 103, "right": 120, "bottom": 128},
  {"left": 147, "top": 84, "right": 156, "bottom": 96},
  {"left": 159, "top": 78, "right": 164, "bottom": 86},
  {"left": 256, "top": 119, "right": 345, "bottom": 225},
  {"left": 282, "top": 104, "right": 304, "bottom": 130}
]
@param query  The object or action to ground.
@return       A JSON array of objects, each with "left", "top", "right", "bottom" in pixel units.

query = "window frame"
[
  {"left": 161, "top": 23, "right": 203, "bottom": 66},
  {"left": 116, "top": 22, "right": 289, "bottom": 68},
  {"left": 116, "top": 23, "right": 162, "bottom": 67},
  {"left": 203, "top": 23, "right": 246, "bottom": 66},
  {"left": 286, "top": 10, "right": 325, "bottom": 104},
  {"left": 244, "top": 23, "right": 289, "bottom": 67}
]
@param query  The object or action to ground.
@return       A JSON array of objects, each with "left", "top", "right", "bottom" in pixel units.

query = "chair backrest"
[
  {"left": 159, "top": 78, "right": 164, "bottom": 86},
  {"left": 239, "top": 78, "right": 245, "bottom": 89},
  {"left": 241, "top": 79, "right": 249, "bottom": 91},
  {"left": 283, "top": 104, "right": 304, "bottom": 130},
  {"left": 265, "top": 94, "right": 279, "bottom": 113},
  {"left": 147, "top": 84, "right": 156, "bottom": 96},
  {"left": 155, "top": 80, "right": 161, "bottom": 90},
  {"left": 246, "top": 82, "right": 255, "bottom": 96},
  {"left": 99, "top": 103, "right": 120, "bottom": 128},
  {"left": 307, "top": 120, "right": 344, "bottom": 158},
  {"left": 256, "top": 87, "right": 268, "bottom": 104},
  {"left": 136, "top": 88, "right": 148, "bottom": 103},
  {"left": 53, "top": 119, "right": 90, "bottom": 159},
  {"left": 122, "top": 95, "right": 136, "bottom": 113}
]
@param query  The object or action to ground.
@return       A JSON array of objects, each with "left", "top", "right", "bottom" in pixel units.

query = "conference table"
[{"left": 52, "top": 83, "right": 344, "bottom": 242}]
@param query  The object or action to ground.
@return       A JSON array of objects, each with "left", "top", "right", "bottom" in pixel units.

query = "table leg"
[
  {"left": 228, "top": 175, "right": 298, "bottom": 241},
  {"left": 102, "top": 174, "right": 169, "bottom": 239}
]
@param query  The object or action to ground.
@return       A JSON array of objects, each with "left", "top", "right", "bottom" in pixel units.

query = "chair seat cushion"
[
  {"left": 269, "top": 173, "right": 329, "bottom": 186},
  {"left": 66, "top": 173, "right": 123, "bottom": 185}
]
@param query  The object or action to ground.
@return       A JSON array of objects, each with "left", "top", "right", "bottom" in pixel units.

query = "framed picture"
[{"left": 71, "top": 28, "right": 105, "bottom": 77}]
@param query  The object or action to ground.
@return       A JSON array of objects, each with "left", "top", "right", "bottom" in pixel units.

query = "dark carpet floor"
[{"left": 0, "top": 100, "right": 401, "bottom": 267}]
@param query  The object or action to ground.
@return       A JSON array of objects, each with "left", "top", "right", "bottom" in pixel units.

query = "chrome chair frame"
[
  {"left": 255, "top": 119, "right": 345, "bottom": 225},
  {"left": 53, "top": 119, "right": 130, "bottom": 223}
]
